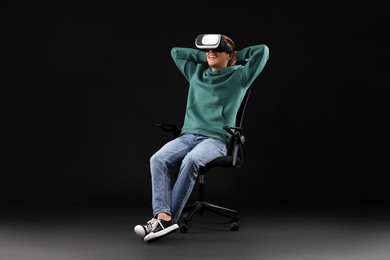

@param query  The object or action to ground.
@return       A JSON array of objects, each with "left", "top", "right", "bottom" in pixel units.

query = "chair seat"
[{"left": 202, "top": 156, "right": 242, "bottom": 170}]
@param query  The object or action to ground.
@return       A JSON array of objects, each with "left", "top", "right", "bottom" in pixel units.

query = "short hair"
[{"left": 221, "top": 34, "right": 235, "bottom": 52}]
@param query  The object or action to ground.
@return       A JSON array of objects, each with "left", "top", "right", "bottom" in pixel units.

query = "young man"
[{"left": 134, "top": 34, "right": 270, "bottom": 242}]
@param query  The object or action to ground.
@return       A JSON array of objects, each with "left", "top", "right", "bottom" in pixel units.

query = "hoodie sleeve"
[
  {"left": 235, "top": 44, "right": 270, "bottom": 88},
  {"left": 170, "top": 47, "right": 207, "bottom": 82}
]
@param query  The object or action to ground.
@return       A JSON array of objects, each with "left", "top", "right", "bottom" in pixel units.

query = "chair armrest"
[
  {"left": 223, "top": 125, "right": 245, "bottom": 167},
  {"left": 155, "top": 123, "right": 180, "bottom": 138},
  {"left": 223, "top": 126, "right": 245, "bottom": 144}
]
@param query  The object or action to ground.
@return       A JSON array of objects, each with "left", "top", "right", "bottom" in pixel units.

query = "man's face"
[{"left": 206, "top": 50, "right": 231, "bottom": 70}]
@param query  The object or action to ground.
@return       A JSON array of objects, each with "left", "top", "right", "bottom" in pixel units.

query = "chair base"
[{"left": 179, "top": 201, "right": 239, "bottom": 233}]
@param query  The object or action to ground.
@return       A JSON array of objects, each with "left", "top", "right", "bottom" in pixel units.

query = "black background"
[{"left": 3, "top": 2, "right": 389, "bottom": 210}]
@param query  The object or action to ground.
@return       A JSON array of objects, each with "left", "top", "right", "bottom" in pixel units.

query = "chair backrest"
[
  {"left": 226, "top": 86, "right": 252, "bottom": 166},
  {"left": 236, "top": 87, "right": 252, "bottom": 130},
  {"left": 203, "top": 86, "right": 252, "bottom": 171}
]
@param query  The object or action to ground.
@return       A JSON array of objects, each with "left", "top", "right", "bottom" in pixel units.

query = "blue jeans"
[{"left": 150, "top": 133, "right": 228, "bottom": 223}]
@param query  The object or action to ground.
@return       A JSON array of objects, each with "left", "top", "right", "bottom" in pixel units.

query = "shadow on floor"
[{"left": 1, "top": 205, "right": 390, "bottom": 260}]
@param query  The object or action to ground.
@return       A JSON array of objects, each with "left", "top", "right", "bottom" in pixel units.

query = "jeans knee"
[
  {"left": 150, "top": 153, "right": 162, "bottom": 166},
  {"left": 150, "top": 152, "right": 173, "bottom": 170}
]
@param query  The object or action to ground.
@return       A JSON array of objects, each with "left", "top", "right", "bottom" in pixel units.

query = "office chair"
[{"left": 155, "top": 87, "right": 252, "bottom": 233}]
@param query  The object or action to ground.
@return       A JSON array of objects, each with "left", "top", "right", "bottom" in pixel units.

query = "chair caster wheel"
[
  {"left": 179, "top": 223, "right": 188, "bottom": 233},
  {"left": 230, "top": 222, "right": 239, "bottom": 231}
]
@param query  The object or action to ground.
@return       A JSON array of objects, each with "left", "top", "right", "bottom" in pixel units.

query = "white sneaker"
[
  {"left": 134, "top": 218, "right": 158, "bottom": 239},
  {"left": 143, "top": 219, "right": 179, "bottom": 242}
]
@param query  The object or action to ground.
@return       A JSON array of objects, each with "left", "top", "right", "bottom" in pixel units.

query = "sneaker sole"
[{"left": 144, "top": 224, "right": 179, "bottom": 243}]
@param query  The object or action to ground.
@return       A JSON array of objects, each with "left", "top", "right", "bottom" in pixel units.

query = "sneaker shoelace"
[
  {"left": 151, "top": 219, "right": 173, "bottom": 232},
  {"left": 146, "top": 218, "right": 158, "bottom": 232}
]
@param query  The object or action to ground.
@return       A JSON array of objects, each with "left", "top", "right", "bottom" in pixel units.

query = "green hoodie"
[{"left": 171, "top": 44, "right": 269, "bottom": 145}]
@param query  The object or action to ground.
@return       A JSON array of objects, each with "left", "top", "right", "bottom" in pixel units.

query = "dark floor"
[{"left": 1, "top": 204, "right": 390, "bottom": 260}]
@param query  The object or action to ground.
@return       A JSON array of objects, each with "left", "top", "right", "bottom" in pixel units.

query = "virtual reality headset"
[{"left": 195, "top": 34, "right": 233, "bottom": 53}]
